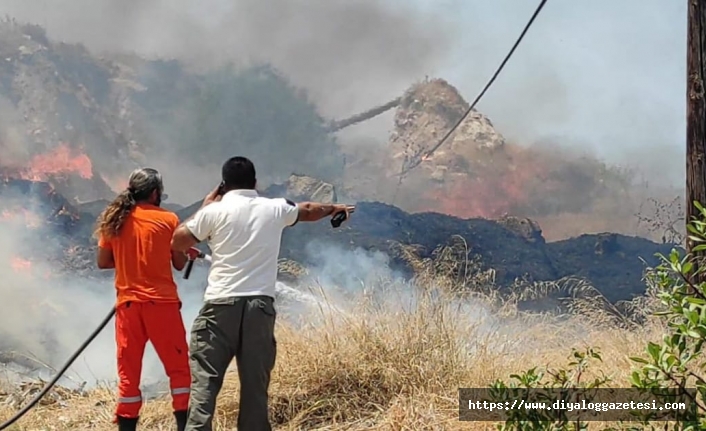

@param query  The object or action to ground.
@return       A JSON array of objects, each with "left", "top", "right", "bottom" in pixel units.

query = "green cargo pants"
[{"left": 184, "top": 295, "right": 277, "bottom": 431}]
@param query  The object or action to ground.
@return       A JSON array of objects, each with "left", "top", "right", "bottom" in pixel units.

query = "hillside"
[
  {"left": 0, "top": 17, "right": 682, "bottom": 304},
  {"left": 174, "top": 176, "right": 675, "bottom": 304},
  {"left": 0, "top": 15, "right": 688, "bottom": 431},
  {"left": 339, "top": 78, "right": 669, "bottom": 242},
  {"left": 0, "top": 17, "right": 681, "bottom": 243},
  {"left": 0, "top": 171, "right": 677, "bottom": 309},
  {"left": 0, "top": 18, "right": 343, "bottom": 204}
]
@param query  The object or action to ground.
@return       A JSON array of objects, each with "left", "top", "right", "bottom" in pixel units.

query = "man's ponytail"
[
  {"left": 93, "top": 189, "right": 135, "bottom": 240},
  {"left": 93, "top": 167, "right": 165, "bottom": 241}
]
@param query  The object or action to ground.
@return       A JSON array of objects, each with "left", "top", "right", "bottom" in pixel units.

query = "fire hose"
[
  {"left": 0, "top": 252, "right": 213, "bottom": 431},
  {"left": 0, "top": 306, "right": 117, "bottom": 430},
  {"left": 0, "top": 209, "right": 349, "bottom": 428}
]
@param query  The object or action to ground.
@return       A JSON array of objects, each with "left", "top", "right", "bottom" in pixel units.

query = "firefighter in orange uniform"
[{"left": 94, "top": 168, "right": 195, "bottom": 431}]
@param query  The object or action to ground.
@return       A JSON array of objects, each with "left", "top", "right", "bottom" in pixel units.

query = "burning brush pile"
[
  {"left": 0, "top": 143, "right": 110, "bottom": 276},
  {"left": 0, "top": 188, "right": 94, "bottom": 275},
  {"left": 0, "top": 143, "right": 115, "bottom": 202},
  {"left": 343, "top": 78, "right": 644, "bottom": 239}
]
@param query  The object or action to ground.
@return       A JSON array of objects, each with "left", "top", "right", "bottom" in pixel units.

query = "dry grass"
[{"left": 0, "top": 247, "right": 668, "bottom": 430}]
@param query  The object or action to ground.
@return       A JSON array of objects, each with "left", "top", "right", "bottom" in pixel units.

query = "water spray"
[{"left": 0, "top": 204, "right": 355, "bottom": 428}]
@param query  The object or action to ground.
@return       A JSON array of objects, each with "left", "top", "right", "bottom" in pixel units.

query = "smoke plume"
[
  {"left": 0, "top": 94, "right": 30, "bottom": 166},
  {"left": 0, "top": 191, "right": 208, "bottom": 389},
  {"left": 436, "top": 0, "right": 686, "bottom": 189},
  {"left": 0, "top": 187, "right": 401, "bottom": 388},
  {"left": 0, "top": 0, "right": 456, "bottom": 118}
]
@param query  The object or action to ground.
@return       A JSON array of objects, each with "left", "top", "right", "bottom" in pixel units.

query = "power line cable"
[
  {"left": 0, "top": 2, "right": 551, "bottom": 425},
  {"left": 396, "top": 0, "right": 549, "bottom": 179}
]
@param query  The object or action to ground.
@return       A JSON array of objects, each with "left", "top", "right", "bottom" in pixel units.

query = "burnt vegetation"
[{"left": 0, "top": 15, "right": 698, "bottom": 431}]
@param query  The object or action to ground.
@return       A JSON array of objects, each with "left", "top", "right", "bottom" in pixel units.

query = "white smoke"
[
  {"left": 0, "top": 198, "right": 583, "bottom": 398},
  {"left": 0, "top": 189, "right": 208, "bottom": 393}
]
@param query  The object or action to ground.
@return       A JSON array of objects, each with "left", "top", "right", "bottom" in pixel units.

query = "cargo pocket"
[
  {"left": 188, "top": 314, "right": 211, "bottom": 352},
  {"left": 187, "top": 311, "right": 231, "bottom": 391},
  {"left": 256, "top": 299, "right": 277, "bottom": 370}
]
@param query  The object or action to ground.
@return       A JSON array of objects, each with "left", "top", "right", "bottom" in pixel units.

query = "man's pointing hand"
[{"left": 332, "top": 204, "right": 355, "bottom": 219}]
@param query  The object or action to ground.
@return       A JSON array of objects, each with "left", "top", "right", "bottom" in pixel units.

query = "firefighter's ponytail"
[
  {"left": 93, "top": 190, "right": 135, "bottom": 240},
  {"left": 93, "top": 167, "right": 164, "bottom": 240}
]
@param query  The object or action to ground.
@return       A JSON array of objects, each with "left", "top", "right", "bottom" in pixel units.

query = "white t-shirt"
[{"left": 184, "top": 189, "right": 299, "bottom": 301}]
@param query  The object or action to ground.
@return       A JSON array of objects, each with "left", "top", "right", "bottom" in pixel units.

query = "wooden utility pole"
[{"left": 687, "top": 0, "right": 706, "bottom": 283}]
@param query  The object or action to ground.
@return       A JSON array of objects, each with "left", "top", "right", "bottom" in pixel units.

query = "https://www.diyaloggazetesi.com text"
[{"left": 458, "top": 388, "right": 696, "bottom": 422}]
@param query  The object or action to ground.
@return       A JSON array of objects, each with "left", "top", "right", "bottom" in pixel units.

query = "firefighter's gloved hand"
[{"left": 186, "top": 247, "right": 201, "bottom": 260}]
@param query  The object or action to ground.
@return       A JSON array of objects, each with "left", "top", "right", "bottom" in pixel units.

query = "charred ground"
[{"left": 1, "top": 173, "right": 673, "bottom": 305}]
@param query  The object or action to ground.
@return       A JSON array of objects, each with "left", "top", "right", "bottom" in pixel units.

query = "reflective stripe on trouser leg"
[
  {"left": 115, "top": 302, "right": 148, "bottom": 420},
  {"left": 115, "top": 395, "right": 143, "bottom": 423},
  {"left": 170, "top": 387, "right": 191, "bottom": 413}
]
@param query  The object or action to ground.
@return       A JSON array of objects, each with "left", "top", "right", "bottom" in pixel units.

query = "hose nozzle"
[{"left": 183, "top": 249, "right": 206, "bottom": 280}]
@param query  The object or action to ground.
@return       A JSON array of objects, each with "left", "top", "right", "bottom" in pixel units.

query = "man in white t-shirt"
[{"left": 170, "top": 156, "right": 354, "bottom": 431}]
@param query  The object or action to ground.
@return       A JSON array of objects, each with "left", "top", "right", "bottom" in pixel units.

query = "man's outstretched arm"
[{"left": 296, "top": 202, "right": 355, "bottom": 223}]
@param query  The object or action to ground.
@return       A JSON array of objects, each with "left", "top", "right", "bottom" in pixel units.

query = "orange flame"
[
  {"left": 419, "top": 146, "right": 554, "bottom": 219},
  {"left": 18, "top": 143, "right": 93, "bottom": 181},
  {"left": 11, "top": 257, "right": 31, "bottom": 273}
]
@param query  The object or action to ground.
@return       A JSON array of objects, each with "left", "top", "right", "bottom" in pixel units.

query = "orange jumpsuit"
[{"left": 98, "top": 203, "right": 191, "bottom": 421}]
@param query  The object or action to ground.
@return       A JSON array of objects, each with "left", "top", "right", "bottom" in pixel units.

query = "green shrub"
[
  {"left": 627, "top": 200, "right": 706, "bottom": 429},
  {"left": 486, "top": 347, "right": 610, "bottom": 431},
  {"left": 487, "top": 201, "right": 706, "bottom": 430}
]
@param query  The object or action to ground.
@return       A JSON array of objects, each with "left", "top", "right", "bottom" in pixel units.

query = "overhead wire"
[
  {"left": 0, "top": 1, "right": 550, "bottom": 427},
  {"left": 395, "top": 0, "right": 550, "bottom": 180}
]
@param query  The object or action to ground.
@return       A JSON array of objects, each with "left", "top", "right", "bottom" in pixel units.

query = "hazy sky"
[
  {"left": 431, "top": 0, "right": 685, "bottom": 186},
  {"left": 0, "top": 0, "right": 687, "bottom": 185}
]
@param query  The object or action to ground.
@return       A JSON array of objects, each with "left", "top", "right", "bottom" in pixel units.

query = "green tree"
[{"left": 187, "top": 63, "right": 344, "bottom": 184}]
